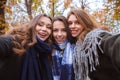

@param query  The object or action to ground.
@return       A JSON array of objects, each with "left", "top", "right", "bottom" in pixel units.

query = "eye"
[
  {"left": 53, "top": 29, "right": 58, "bottom": 32},
  {"left": 75, "top": 21, "right": 80, "bottom": 24},
  {"left": 62, "top": 28, "right": 66, "bottom": 32},
  {"left": 37, "top": 22, "right": 44, "bottom": 26},
  {"left": 68, "top": 21, "right": 72, "bottom": 25},
  {"left": 46, "top": 24, "right": 52, "bottom": 29}
]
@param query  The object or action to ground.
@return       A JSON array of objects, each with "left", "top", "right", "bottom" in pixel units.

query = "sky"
[
  {"left": 63, "top": 0, "right": 104, "bottom": 17},
  {"left": 6, "top": 0, "right": 105, "bottom": 24}
]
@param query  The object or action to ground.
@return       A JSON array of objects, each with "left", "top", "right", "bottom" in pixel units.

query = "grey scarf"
[{"left": 73, "top": 28, "right": 111, "bottom": 80}]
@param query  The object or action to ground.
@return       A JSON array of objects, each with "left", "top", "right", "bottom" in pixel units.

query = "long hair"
[
  {"left": 52, "top": 15, "right": 75, "bottom": 44},
  {"left": 8, "top": 14, "right": 52, "bottom": 55},
  {"left": 67, "top": 9, "right": 98, "bottom": 41}
]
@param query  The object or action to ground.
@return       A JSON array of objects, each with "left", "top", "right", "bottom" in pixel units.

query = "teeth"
[
  {"left": 39, "top": 33, "right": 46, "bottom": 36},
  {"left": 57, "top": 37, "right": 63, "bottom": 40},
  {"left": 41, "top": 34, "right": 46, "bottom": 36},
  {"left": 57, "top": 39, "right": 62, "bottom": 41},
  {"left": 57, "top": 38, "right": 63, "bottom": 41},
  {"left": 71, "top": 30, "right": 77, "bottom": 34}
]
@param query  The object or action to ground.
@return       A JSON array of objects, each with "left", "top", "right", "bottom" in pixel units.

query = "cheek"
[
  {"left": 35, "top": 25, "right": 40, "bottom": 31},
  {"left": 48, "top": 29, "right": 52, "bottom": 35},
  {"left": 68, "top": 25, "right": 72, "bottom": 29},
  {"left": 64, "top": 33, "right": 67, "bottom": 38},
  {"left": 53, "top": 32, "right": 56, "bottom": 38},
  {"left": 35, "top": 26, "right": 38, "bottom": 31},
  {"left": 78, "top": 25, "right": 83, "bottom": 31}
]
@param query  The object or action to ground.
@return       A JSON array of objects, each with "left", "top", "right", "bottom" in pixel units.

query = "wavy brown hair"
[
  {"left": 8, "top": 14, "right": 52, "bottom": 55},
  {"left": 67, "top": 9, "right": 98, "bottom": 41}
]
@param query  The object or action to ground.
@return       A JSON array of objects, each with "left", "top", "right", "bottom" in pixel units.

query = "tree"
[
  {"left": 48, "top": 0, "right": 71, "bottom": 17},
  {"left": 0, "top": 0, "right": 7, "bottom": 34},
  {"left": 103, "top": 0, "right": 120, "bottom": 20},
  {"left": 103, "top": 0, "right": 120, "bottom": 32},
  {"left": 25, "top": 0, "right": 32, "bottom": 19}
]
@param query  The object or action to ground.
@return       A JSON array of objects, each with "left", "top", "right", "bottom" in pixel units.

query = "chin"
[
  {"left": 57, "top": 41, "right": 63, "bottom": 44},
  {"left": 39, "top": 38, "right": 46, "bottom": 41},
  {"left": 72, "top": 35, "right": 77, "bottom": 37}
]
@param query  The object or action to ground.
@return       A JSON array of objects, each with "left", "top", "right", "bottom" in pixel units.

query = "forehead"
[
  {"left": 38, "top": 16, "right": 52, "bottom": 24},
  {"left": 68, "top": 14, "right": 77, "bottom": 21},
  {"left": 53, "top": 21, "right": 65, "bottom": 28}
]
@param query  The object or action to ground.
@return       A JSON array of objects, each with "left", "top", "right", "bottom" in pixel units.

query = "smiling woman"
[
  {"left": 67, "top": 8, "right": 120, "bottom": 80},
  {"left": 0, "top": 14, "right": 53, "bottom": 80},
  {"left": 51, "top": 15, "right": 75, "bottom": 80},
  {"left": 36, "top": 16, "right": 52, "bottom": 41},
  {"left": 52, "top": 20, "right": 67, "bottom": 44}
]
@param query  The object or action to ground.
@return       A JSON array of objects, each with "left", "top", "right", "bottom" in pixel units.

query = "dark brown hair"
[{"left": 52, "top": 15, "right": 74, "bottom": 44}]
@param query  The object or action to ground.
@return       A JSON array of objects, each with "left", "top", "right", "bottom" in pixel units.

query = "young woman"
[
  {"left": 51, "top": 16, "right": 75, "bottom": 80},
  {"left": 0, "top": 14, "right": 53, "bottom": 80},
  {"left": 67, "top": 9, "right": 120, "bottom": 80}
]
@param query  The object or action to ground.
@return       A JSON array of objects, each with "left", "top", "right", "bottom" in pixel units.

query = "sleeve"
[
  {"left": 0, "top": 36, "right": 13, "bottom": 57},
  {"left": 101, "top": 33, "right": 120, "bottom": 70}
]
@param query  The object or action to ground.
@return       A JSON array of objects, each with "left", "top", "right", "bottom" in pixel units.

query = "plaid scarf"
[{"left": 52, "top": 40, "right": 75, "bottom": 80}]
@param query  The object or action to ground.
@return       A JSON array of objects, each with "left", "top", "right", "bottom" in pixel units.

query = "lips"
[
  {"left": 56, "top": 39, "right": 64, "bottom": 43},
  {"left": 71, "top": 30, "right": 77, "bottom": 35},
  {"left": 38, "top": 32, "right": 48, "bottom": 39},
  {"left": 55, "top": 37, "right": 65, "bottom": 43},
  {"left": 57, "top": 39, "right": 63, "bottom": 41}
]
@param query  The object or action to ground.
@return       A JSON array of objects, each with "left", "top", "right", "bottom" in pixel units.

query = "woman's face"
[
  {"left": 68, "top": 14, "right": 83, "bottom": 38},
  {"left": 53, "top": 20, "right": 67, "bottom": 44},
  {"left": 35, "top": 16, "right": 52, "bottom": 41}
]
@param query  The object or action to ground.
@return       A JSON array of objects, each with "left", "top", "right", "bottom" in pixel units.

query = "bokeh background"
[{"left": 0, "top": 0, "right": 120, "bottom": 34}]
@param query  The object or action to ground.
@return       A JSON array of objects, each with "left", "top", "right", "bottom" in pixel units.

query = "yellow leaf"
[
  {"left": 7, "top": 9, "right": 12, "bottom": 15},
  {"left": 17, "top": 0, "right": 21, "bottom": 3},
  {"left": 49, "top": 0, "right": 57, "bottom": 3},
  {"left": 64, "top": 0, "right": 71, "bottom": 8}
]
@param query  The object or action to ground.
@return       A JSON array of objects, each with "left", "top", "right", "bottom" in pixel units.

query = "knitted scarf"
[
  {"left": 21, "top": 37, "right": 52, "bottom": 80},
  {"left": 73, "top": 28, "right": 111, "bottom": 80},
  {"left": 52, "top": 40, "right": 75, "bottom": 80}
]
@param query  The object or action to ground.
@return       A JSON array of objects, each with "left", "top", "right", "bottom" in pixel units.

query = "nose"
[
  {"left": 57, "top": 31, "right": 62, "bottom": 36},
  {"left": 41, "top": 25, "right": 47, "bottom": 31},
  {"left": 70, "top": 23, "right": 75, "bottom": 29}
]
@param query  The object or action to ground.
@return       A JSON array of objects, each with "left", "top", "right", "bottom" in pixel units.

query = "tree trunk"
[
  {"left": 25, "top": 0, "right": 33, "bottom": 20},
  {"left": 0, "top": 0, "right": 7, "bottom": 34}
]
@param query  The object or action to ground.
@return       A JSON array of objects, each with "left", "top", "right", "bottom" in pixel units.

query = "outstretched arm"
[
  {"left": 101, "top": 33, "right": 120, "bottom": 71},
  {"left": 0, "top": 36, "right": 13, "bottom": 57}
]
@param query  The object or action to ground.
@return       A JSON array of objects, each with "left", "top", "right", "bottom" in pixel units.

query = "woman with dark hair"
[
  {"left": 0, "top": 14, "right": 53, "bottom": 80},
  {"left": 67, "top": 9, "right": 120, "bottom": 80},
  {"left": 51, "top": 16, "right": 75, "bottom": 80}
]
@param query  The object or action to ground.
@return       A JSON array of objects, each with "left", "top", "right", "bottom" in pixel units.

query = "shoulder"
[
  {"left": 0, "top": 36, "right": 13, "bottom": 56},
  {"left": 0, "top": 36, "right": 13, "bottom": 43},
  {"left": 101, "top": 33, "right": 120, "bottom": 68},
  {"left": 87, "top": 28, "right": 111, "bottom": 37},
  {"left": 101, "top": 33, "right": 120, "bottom": 50},
  {"left": 0, "top": 36, "right": 13, "bottom": 46}
]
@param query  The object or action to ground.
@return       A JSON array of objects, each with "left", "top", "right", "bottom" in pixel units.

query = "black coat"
[
  {"left": 0, "top": 37, "right": 22, "bottom": 80},
  {"left": 89, "top": 32, "right": 120, "bottom": 80},
  {"left": 0, "top": 36, "right": 53, "bottom": 80}
]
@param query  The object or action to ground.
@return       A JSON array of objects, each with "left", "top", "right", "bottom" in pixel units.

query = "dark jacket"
[
  {"left": 0, "top": 37, "right": 22, "bottom": 80},
  {"left": 89, "top": 32, "right": 120, "bottom": 80},
  {"left": 0, "top": 36, "right": 53, "bottom": 80}
]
